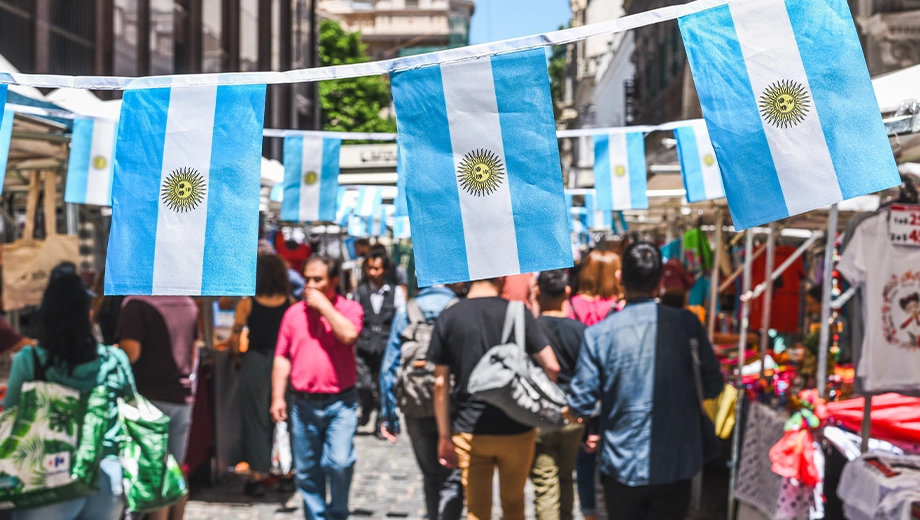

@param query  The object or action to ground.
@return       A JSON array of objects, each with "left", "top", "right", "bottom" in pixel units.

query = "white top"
[
  {"left": 838, "top": 212, "right": 920, "bottom": 392},
  {"left": 838, "top": 453, "right": 920, "bottom": 519}
]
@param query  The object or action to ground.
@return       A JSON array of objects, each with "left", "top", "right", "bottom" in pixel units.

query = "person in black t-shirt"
[
  {"left": 428, "top": 277, "right": 560, "bottom": 520},
  {"left": 532, "top": 270, "right": 587, "bottom": 520}
]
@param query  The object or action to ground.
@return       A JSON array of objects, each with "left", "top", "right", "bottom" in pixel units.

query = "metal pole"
[
  {"left": 719, "top": 243, "right": 767, "bottom": 293},
  {"left": 860, "top": 395, "right": 872, "bottom": 453},
  {"left": 707, "top": 207, "right": 723, "bottom": 340},
  {"left": 728, "top": 229, "right": 754, "bottom": 520},
  {"left": 817, "top": 204, "right": 838, "bottom": 399},
  {"left": 759, "top": 223, "right": 777, "bottom": 379}
]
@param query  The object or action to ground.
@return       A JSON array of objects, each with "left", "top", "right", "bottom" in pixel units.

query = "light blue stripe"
[
  {"left": 336, "top": 187, "right": 351, "bottom": 226},
  {"left": 65, "top": 118, "right": 94, "bottom": 204},
  {"left": 394, "top": 148, "right": 408, "bottom": 217},
  {"left": 281, "top": 136, "right": 302, "bottom": 221},
  {"left": 493, "top": 50, "right": 572, "bottom": 273},
  {"left": 626, "top": 132, "right": 648, "bottom": 209},
  {"left": 0, "top": 109, "right": 14, "bottom": 195},
  {"left": 319, "top": 138, "right": 341, "bottom": 221},
  {"left": 593, "top": 134, "right": 613, "bottom": 210},
  {"left": 785, "top": 0, "right": 899, "bottom": 199},
  {"left": 391, "top": 64, "right": 468, "bottom": 285},
  {"left": 679, "top": 6, "right": 788, "bottom": 229},
  {"left": 0, "top": 85, "right": 7, "bottom": 115},
  {"left": 674, "top": 126, "right": 707, "bottom": 203},
  {"left": 201, "top": 84, "right": 266, "bottom": 295},
  {"left": 105, "top": 88, "right": 170, "bottom": 295},
  {"left": 584, "top": 192, "right": 596, "bottom": 228}
]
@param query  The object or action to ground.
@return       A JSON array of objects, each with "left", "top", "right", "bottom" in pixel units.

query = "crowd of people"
[{"left": 0, "top": 236, "right": 724, "bottom": 520}]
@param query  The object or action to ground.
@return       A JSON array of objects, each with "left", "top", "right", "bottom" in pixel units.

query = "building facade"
[{"left": 317, "top": 0, "right": 474, "bottom": 59}]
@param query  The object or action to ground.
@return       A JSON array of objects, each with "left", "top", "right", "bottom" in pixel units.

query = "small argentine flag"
[
  {"left": 391, "top": 48, "right": 571, "bottom": 286},
  {"left": 282, "top": 136, "right": 340, "bottom": 222},
  {"left": 105, "top": 84, "right": 267, "bottom": 295},
  {"left": 679, "top": 0, "right": 899, "bottom": 229},
  {"left": 583, "top": 191, "right": 612, "bottom": 230},
  {"left": 674, "top": 121, "right": 725, "bottom": 203},
  {"left": 395, "top": 150, "right": 408, "bottom": 217},
  {"left": 354, "top": 187, "right": 383, "bottom": 218},
  {"left": 65, "top": 117, "right": 117, "bottom": 206},
  {"left": 0, "top": 107, "right": 13, "bottom": 191},
  {"left": 373, "top": 205, "right": 391, "bottom": 237},
  {"left": 594, "top": 132, "right": 648, "bottom": 211},
  {"left": 393, "top": 216, "right": 411, "bottom": 239},
  {"left": 336, "top": 187, "right": 353, "bottom": 227}
]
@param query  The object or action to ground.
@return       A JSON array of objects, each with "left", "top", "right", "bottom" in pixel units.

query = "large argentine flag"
[
  {"left": 391, "top": 48, "right": 571, "bottom": 286},
  {"left": 674, "top": 121, "right": 725, "bottom": 203},
  {"left": 679, "top": 0, "right": 899, "bottom": 229},
  {"left": 282, "top": 136, "right": 340, "bottom": 222},
  {"left": 105, "top": 84, "right": 267, "bottom": 295},
  {"left": 65, "top": 117, "right": 117, "bottom": 206},
  {"left": 0, "top": 108, "right": 13, "bottom": 191},
  {"left": 594, "top": 132, "right": 648, "bottom": 211}
]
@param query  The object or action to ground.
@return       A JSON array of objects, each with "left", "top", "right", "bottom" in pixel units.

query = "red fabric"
[
  {"left": 274, "top": 233, "right": 312, "bottom": 274},
  {"left": 749, "top": 245, "right": 806, "bottom": 333},
  {"left": 184, "top": 361, "right": 213, "bottom": 476},
  {"left": 659, "top": 258, "right": 695, "bottom": 294},
  {"left": 501, "top": 274, "right": 535, "bottom": 311},
  {"left": 770, "top": 429, "right": 820, "bottom": 487},
  {"left": 826, "top": 393, "right": 920, "bottom": 445},
  {"left": 275, "top": 298, "right": 364, "bottom": 394}
]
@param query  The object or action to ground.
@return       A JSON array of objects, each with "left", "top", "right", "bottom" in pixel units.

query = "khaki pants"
[
  {"left": 531, "top": 424, "right": 585, "bottom": 520},
  {"left": 453, "top": 430, "right": 537, "bottom": 520}
]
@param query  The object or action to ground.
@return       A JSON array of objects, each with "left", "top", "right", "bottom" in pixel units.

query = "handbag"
[
  {"left": 0, "top": 349, "right": 108, "bottom": 510},
  {"left": 690, "top": 337, "right": 722, "bottom": 463},
  {"left": 2, "top": 172, "right": 80, "bottom": 311},
  {"left": 467, "top": 301, "right": 568, "bottom": 431},
  {"left": 118, "top": 395, "right": 188, "bottom": 512}
]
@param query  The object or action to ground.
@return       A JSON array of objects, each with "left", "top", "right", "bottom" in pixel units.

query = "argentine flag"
[
  {"left": 393, "top": 216, "right": 411, "bottom": 239},
  {"left": 594, "top": 132, "right": 648, "bottom": 211},
  {"left": 674, "top": 120, "right": 725, "bottom": 203},
  {"left": 679, "top": 0, "right": 899, "bottom": 229},
  {"left": 105, "top": 84, "right": 267, "bottom": 295},
  {"left": 65, "top": 117, "right": 117, "bottom": 206},
  {"left": 336, "top": 187, "right": 354, "bottom": 227},
  {"left": 391, "top": 48, "right": 571, "bottom": 286},
  {"left": 583, "top": 191, "right": 612, "bottom": 230},
  {"left": 0, "top": 108, "right": 13, "bottom": 190},
  {"left": 395, "top": 150, "right": 408, "bottom": 217},
  {"left": 282, "top": 136, "right": 340, "bottom": 222},
  {"left": 354, "top": 187, "right": 383, "bottom": 218}
]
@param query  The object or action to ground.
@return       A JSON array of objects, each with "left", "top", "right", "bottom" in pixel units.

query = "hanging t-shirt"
[
  {"left": 839, "top": 212, "right": 920, "bottom": 392},
  {"left": 838, "top": 453, "right": 920, "bottom": 520},
  {"left": 682, "top": 228, "right": 712, "bottom": 276}
]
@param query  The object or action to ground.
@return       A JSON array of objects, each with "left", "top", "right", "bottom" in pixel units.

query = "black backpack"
[{"left": 394, "top": 299, "right": 455, "bottom": 418}]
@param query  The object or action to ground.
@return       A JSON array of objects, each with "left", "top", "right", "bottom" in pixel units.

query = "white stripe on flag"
[
  {"left": 152, "top": 86, "right": 218, "bottom": 294},
  {"left": 441, "top": 57, "right": 519, "bottom": 280},
  {"left": 300, "top": 137, "right": 323, "bottom": 221},
  {"left": 694, "top": 122, "right": 724, "bottom": 200},
  {"left": 86, "top": 118, "right": 116, "bottom": 206},
  {"left": 607, "top": 133, "right": 632, "bottom": 210},
  {"left": 730, "top": 0, "right": 841, "bottom": 215}
]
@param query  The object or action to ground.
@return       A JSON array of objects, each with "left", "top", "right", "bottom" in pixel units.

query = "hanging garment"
[
  {"left": 839, "top": 212, "right": 920, "bottom": 392},
  {"left": 748, "top": 245, "right": 806, "bottom": 334},
  {"left": 682, "top": 228, "right": 712, "bottom": 276}
]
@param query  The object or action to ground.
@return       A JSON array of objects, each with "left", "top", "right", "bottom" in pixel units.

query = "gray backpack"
[
  {"left": 394, "top": 299, "right": 454, "bottom": 418},
  {"left": 467, "top": 301, "right": 568, "bottom": 430}
]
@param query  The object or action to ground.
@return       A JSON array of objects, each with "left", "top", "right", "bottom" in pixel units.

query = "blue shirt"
[
  {"left": 568, "top": 299, "right": 723, "bottom": 486},
  {"left": 379, "top": 286, "right": 457, "bottom": 432}
]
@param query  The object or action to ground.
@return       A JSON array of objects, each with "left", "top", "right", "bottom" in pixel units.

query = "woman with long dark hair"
[
  {"left": 4, "top": 262, "right": 136, "bottom": 520},
  {"left": 229, "top": 253, "right": 293, "bottom": 496}
]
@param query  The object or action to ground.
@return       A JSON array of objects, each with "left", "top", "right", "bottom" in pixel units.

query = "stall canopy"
[{"left": 873, "top": 63, "right": 920, "bottom": 114}]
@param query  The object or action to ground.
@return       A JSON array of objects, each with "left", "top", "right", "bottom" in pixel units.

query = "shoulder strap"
[
  {"left": 500, "top": 301, "right": 525, "bottom": 349},
  {"left": 31, "top": 347, "right": 46, "bottom": 382},
  {"left": 406, "top": 299, "right": 425, "bottom": 325},
  {"left": 568, "top": 297, "right": 582, "bottom": 322},
  {"left": 689, "top": 337, "right": 706, "bottom": 412}
]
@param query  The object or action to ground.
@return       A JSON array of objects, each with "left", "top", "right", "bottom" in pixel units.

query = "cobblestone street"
[{"left": 185, "top": 422, "right": 547, "bottom": 520}]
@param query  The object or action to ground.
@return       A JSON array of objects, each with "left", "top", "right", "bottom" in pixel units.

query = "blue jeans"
[
  {"left": 576, "top": 447, "right": 597, "bottom": 517},
  {"left": 13, "top": 458, "right": 124, "bottom": 520},
  {"left": 291, "top": 389, "right": 358, "bottom": 520}
]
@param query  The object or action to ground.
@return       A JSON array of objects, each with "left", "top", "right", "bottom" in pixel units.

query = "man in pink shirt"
[{"left": 271, "top": 255, "right": 364, "bottom": 520}]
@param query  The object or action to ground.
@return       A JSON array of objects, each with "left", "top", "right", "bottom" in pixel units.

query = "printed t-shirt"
[
  {"left": 427, "top": 296, "right": 549, "bottom": 435},
  {"left": 115, "top": 296, "right": 199, "bottom": 404},
  {"left": 275, "top": 297, "right": 364, "bottom": 394},
  {"left": 838, "top": 453, "right": 920, "bottom": 520},
  {"left": 538, "top": 315, "right": 586, "bottom": 393},
  {"left": 568, "top": 294, "right": 617, "bottom": 326},
  {"left": 839, "top": 212, "right": 920, "bottom": 392}
]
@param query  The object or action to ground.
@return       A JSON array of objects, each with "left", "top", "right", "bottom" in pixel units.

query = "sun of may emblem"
[
  {"left": 703, "top": 154, "right": 715, "bottom": 167},
  {"left": 614, "top": 165, "right": 627, "bottom": 177},
  {"left": 759, "top": 79, "right": 811, "bottom": 129},
  {"left": 92, "top": 156, "right": 107, "bottom": 170},
  {"left": 304, "top": 171, "right": 318, "bottom": 185},
  {"left": 162, "top": 167, "right": 206, "bottom": 213},
  {"left": 457, "top": 149, "right": 505, "bottom": 197}
]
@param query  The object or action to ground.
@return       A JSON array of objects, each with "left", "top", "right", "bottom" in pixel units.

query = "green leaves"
[{"left": 319, "top": 20, "right": 397, "bottom": 135}]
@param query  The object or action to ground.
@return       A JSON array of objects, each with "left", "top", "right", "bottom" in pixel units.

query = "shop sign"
[{"left": 889, "top": 204, "right": 920, "bottom": 246}]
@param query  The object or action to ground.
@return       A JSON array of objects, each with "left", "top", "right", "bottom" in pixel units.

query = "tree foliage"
[
  {"left": 548, "top": 25, "right": 568, "bottom": 109},
  {"left": 319, "top": 20, "right": 396, "bottom": 133}
]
